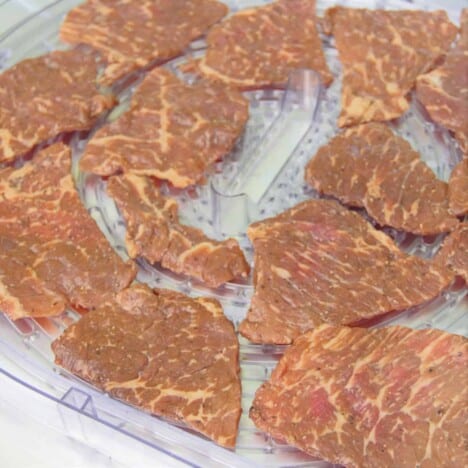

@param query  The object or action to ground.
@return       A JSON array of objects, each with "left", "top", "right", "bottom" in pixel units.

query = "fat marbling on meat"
[
  {"left": 417, "top": 9, "right": 468, "bottom": 158},
  {"left": 324, "top": 7, "right": 457, "bottom": 127},
  {"left": 0, "top": 48, "right": 115, "bottom": 163},
  {"left": 80, "top": 68, "right": 249, "bottom": 188},
  {"left": 60, "top": 0, "right": 228, "bottom": 85},
  {"left": 239, "top": 199, "right": 454, "bottom": 344},
  {"left": 250, "top": 324, "right": 467, "bottom": 467},
  {"left": 305, "top": 123, "right": 459, "bottom": 236},
  {"left": 197, "top": 0, "right": 332, "bottom": 89},
  {"left": 435, "top": 223, "right": 468, "bottom": 283},
  {"left": 52, "top": 283, "right": 242, "bottom": 448},
  {"left": 448, "top": 159, "right": 468, "bottom": 217},
  {"left": 0, "top": 143, "right": 136, "bottom": 320},
  {"left": 107, "top": 174, "right": 249, "bottom": 288}
]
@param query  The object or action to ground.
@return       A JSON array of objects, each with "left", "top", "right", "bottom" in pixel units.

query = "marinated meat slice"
[
  {"left": 80, "top": 68, "right": 248, "bottom": 188},
  {"left": 60, "top": 0, "right": 228, "bottom": 85},
  {"left": 0, "top": 143, "right": 136, "bottom": 320},
  {"left": 197, "top": 0, "right": 333, "bottom": 89},
  {"left": 448, "top": 159, "right": 468, "bottom": 217},
  {"left": 238, "top": 199, "right": 453, "bottom": 344},
  {"left": 435, "top": 223, "right": 468, "bottom": 283},
  {"left": 417, "top": 9, "right": 467, "bottom": 150},
  {"left": 250, "top": 324, "right": 468, "bottom": 467},
  {"left": 107, "top": 174, "right": 249, "bottom": 287},
  {"left": 324, "top": 7, "right": 457, "bottom": 127},
  {"left": 305, "top": 123, "right": 459, "bottom": 235},
  {"left": 52, "top": 284, "right": 241, "bottom": 448},
  {"left": 0, "top": 48, "right": 115, "bottom": 163}
]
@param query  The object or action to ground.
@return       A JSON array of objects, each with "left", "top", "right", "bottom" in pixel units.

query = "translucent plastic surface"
[{"left": 0, "top": 1, "right": 466, "bottom": 467}]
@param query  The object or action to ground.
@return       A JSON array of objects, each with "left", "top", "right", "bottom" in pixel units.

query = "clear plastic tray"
[{"left": 0, "top": 1, "right": 466, "bottom": 467}]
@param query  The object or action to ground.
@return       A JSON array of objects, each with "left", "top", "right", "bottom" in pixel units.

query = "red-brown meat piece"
[
  {"left": 0, "top": 48, "right": 115, "bottom": 163},
  {"left": 52, "top": 284, "right": 241, "bottom": 448},
  {"left": 0, "top": 143, "right": 136, "bottom": 320},
  {"left": 435, "top": 223, "right": 468, "bottom": 283},
  {"left": 305, "top": 123, "right": 459, "bottom": 235},
  {"left": 238, "top": 199, "right": 454, "bottom": 344},
  {"left": 250, "top": 324, "right": 468, "bottom": 467},
  {"left": 325, "top": 7, "right": 457, "bottom": 127},
  {"left": 448, "top": 159, "right": 468, "bottom": 217},
  {"left": 107, "top": 174, "right": 250, "bottom": 287},
  {"left": 80, "top": 68, "right": 248, "bottom": 187},
  {"left": 197, "top": 0, "right": 333, "bottom": 89},
  {"left": 60, "top": 0, "right": 228, "bottom": 85},
  {"left": 417, "top": 9, "right": 468, "bottom": 154}
]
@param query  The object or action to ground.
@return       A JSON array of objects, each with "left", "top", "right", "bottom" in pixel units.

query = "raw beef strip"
[
  {"left": 80, "top": 68, "right": 248, "bottom": 188},
  {"left": 60, "top": 0, "right": 228, "bottom": 85},
  {"left": 52, "top": 284, "right": 241, "bottom": 448},
  {"left": 417, "top": 9, "right": 467, "bottom": 152},
  {"left": 324, "top": 7, "right": 457, "bottom": 127},
  {"left": 435, "top": 223, "right": 468, "bottom": 283},
  {"left": 250, "top": 324, "right": 467, "bottom": 467},
  {"left": 107, "top": 174, "right": 249, "bottom": 287},
  {"left": 238, "top": 199, "right": 454, "bottom": 344},
  {"left": 0, "top": 48, "right": 115, "bottom": 163},
  {"left": 448, "top": 159, "right": 468, "bottom": 217},
  {"left": 197, "top": 0, "right": 333, "bottom": 89},
  {"left": 305, "top": 123, "right": 459, "bottom": 236},
  {"left": 0, "top": 143, "right": 136, "bottom": 320}
]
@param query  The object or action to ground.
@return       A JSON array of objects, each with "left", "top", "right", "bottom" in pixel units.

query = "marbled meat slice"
[
  {"left": 250, "top": 324, "right": 468, "bottom": 467},
  {"left": 197, "top": 0, "right": 333, "bottom": 89},
  {"left": 305, "top": 123, "right": 459, "bottom": 235},
  {"left": 238, "top": 199, "right": 453, "bottom": 344},
  {"left": 107, "top": 174, "right": 249, "bottom": 287},
  {"left": 0, "top": 143, "right": 136, "bottom": 320},
  {"left": 435, "top": 223, "right": 468, "bottom": 283},
  {"left": 416, "top": 9, "right": 468, "bottom": 152},
  {"left": 448, "top": 159, "right": 468, "bottom": 217},
  {"left": 52, "top": 283, "right": 241, "bottom": 448},
  {"left": 324, "top": 7, "right": 457, "bottom": 127},
  {"left": 60, "top": 0, "right": 228, "bottom": 85},
  {"left": 0, "top": 48, "right": 115, "bottom": 163},
  {"left": 80, "top": 68, "right": 248, "bottom": 187}
]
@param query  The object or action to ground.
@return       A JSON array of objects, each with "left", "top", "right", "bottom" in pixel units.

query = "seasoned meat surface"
[
  {"left": 60, "top": 0, "right": 228, "bottom": 85},
  {"left": 0, "top": 143, "right": 136, "bottom": 320},
  {"left": 197, "top": 0, "right": 332, "bottom": 89},
  {"left": 52, "top": 284, "right": 242, "bottom": 448},
  {"left": 107, "top": 174, "right": 249, "bottom": 287},
  {"left": 239, "top": 199, "right": 453, "bottom": 344},
  {"left": 80, "top": 68, "right": 248, "bottom": 188},
  {"left": 251, "top": 324, "right": 468, "bottom": 467},
  {"left": 305, "top": 124, "right": 459, "bottom": 235},
  {"left": 435, "top": 223, "right": 468, "bottom": 283},
  {"left": 0, "top": 48, "right": 114, "bottom": 163},
  {"left": 325, "top": 7, "right": 457, "bottom": 127}
]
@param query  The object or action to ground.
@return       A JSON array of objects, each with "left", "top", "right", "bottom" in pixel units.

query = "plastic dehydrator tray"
[{"left": 0, "top": 0, "right": 466, "bottom": 467}]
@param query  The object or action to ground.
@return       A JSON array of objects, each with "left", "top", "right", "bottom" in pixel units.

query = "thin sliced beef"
[
  {"left": 80, "top": 68, "right": 248, "bottom": 188},
  {"left": 417, "top": 9, "right": 467, "bottom": 152},
  {"left": 305, "top": 123, "right": 459, "bottom": 235},
  {"left": 324, "top": 7, "right": 457, "bottom": 127},
  {"left": 239, "top": 199, "right": 453, "bottom": 344},
  {"left": 60, "top": 0, "right": 228, "bottom": 85},
  {"left": 448, "top": 159, "right": 468, "bottom": 217},
  {"left": 250, "top": 324, "right": 468, "bottom": 467},
  {"left": 197, "top": 0, "right": 332, "bottom": 89},
  {"left": 0, "top": 48, "right": 115, "bottom": 163},
  {"left": 435, "top": 223, "right": 468, "bottom": 283},
  {"left": 52, "top": 283, "right": 241, "bottom": 448},
  {"left": 0, "top": 143, "right": 136, "bottom": 320},
  {"left": 107, "top": 174, "right": 249, "bottom": 287}
]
